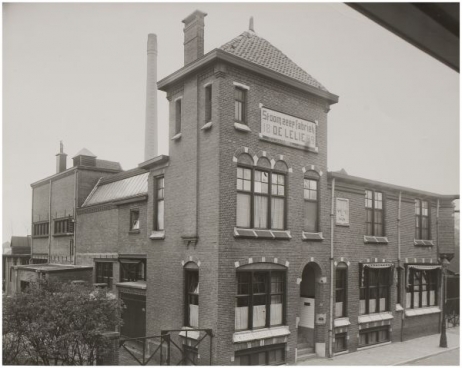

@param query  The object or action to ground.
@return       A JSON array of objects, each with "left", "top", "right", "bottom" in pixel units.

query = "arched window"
[
  {"left": 184, "top": 262, "right": 199, "bottom": 328},
  {"left": 304, "top": 171, "right": 320, "bottom": 232},
  {"left": 335, "top": 262, "right": 348, "bottom": 318}
]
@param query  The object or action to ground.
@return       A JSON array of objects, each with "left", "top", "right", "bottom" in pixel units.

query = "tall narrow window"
[
  {"left": 155, "top": 176, "right": 164, "bottom": 231},
  {"left": 365, "top": 190, "right": 384, "bottom": 236},
  {"left": 415, "top": 200, "right": 430, "bottom": 240},
  {"left": 130, "top": 210, "right": 140, "bottom": 231},
  {"left": 95, "top": 262, "right": 113, "bottom": 288},
  {"left": 271, "top": 173, "right": 285, "bottom": 230},
  {"left": 205, "top": 85, "right": 212, "bottom": 123},
  {"left": 175, "top": 99, "right": 182, "bottom": 134},
  {"left": 236, "top": 167, "right": 252, "bottom": 228},
  {"left": 185, "top": 266, "right": 199, "bottom": 328},
  {"left": 234, "top": 88, "right": 246, "bottom": 123},
  {"left": 335, "top": 263, "right": 347, "bottom": 318},
  {"left": 254, "top": 170, "right": 269, "bottom": 229},
  {"left": 304, "top": 177, "right": 319, "bottom": 232}
]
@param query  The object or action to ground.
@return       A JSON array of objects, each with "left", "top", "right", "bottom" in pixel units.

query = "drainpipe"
[
  {"left": 31, "top": 188, "right": 35, "bottom": 263},
  {"left": 48, "top": 179, "right": 52, "bottom": 263},
  {"left": 73, "top": 170, "right": 78, "bottom": 265},
  {"left": 436, "top": 199, "right": 441, "bottom": 332},
  {"left": 328, "top": 178, "right": 335, "bottom": 358},
  {"left": 398, "top": 191, "right": 405, "bottom": 342}
]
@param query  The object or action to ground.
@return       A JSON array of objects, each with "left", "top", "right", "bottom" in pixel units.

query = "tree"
[{"left": 3, "top": 279, "right": 123, "bottom": 365}]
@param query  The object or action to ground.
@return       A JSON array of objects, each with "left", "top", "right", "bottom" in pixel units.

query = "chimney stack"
[
  {"left": 182, "top": 10, "right": 207, "bottom": 65},
  {"left": 144, "top": 33, "right": 158, "bottom": 161},
  {"left": 55, "top": 141, "right": 67, "bottom": 173}
]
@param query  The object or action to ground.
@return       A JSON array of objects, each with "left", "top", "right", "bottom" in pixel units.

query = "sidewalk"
[{"left": 296, "top": 327, "right": 459, "bottom": 366}]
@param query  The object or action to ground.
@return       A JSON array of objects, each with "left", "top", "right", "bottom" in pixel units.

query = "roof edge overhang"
[
  {"left": 158, "top": 49, "right": 339, "bottom": 105},
  {"left": 328, "top": 171, "right": 459, "bottom": 200},
  {"left": 138, "top": 154, "right": 170, "bottom": 170}
]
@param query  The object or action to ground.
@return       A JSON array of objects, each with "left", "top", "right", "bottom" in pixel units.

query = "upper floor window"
[
  {"left": 130, "top": 209, "right": 140, "bottom": 231},
  {"left": 120, "top": 258, "right": 146, "bottom": 282},
  {"left": 365, "top": 190, "right": 384, "bottom": 236},
  {"left": 359, "top": 266, "right": 391, "bottom": 315},
  {"left": 33, "top": 222, "right": 49, "bottom": 237},
  {"left": 406, "top": 267, "right": 438, "bottom": 309},
  {"left": 205, "top": 85, "right": 212, "bottom": 123},
  {"left": 234, "top": 87, "right": 247, "bottom": 123},
  {"left": 175, "top": 99, "right": 182, "bottom": 134},
  {"left": 184, "top": 264, "right": 199, "bottom": 328},
  {"left": 154, "top": 176, "right": 164, "bottom": 231},
  {"left": 235, "top": 267, "right": 285, "bottom": 331},
  {"left": 415, "top": 200, "right": 430, "bottom": 240},
  {"left": 95, "top": 261, "right": 113, "bottom": 288},
  {"left": 335, "top": 262, "right": 348, "bottom": 318},
  {"left": 54, "top": 217, "right": 73, "bottom": 235},
  {"left": 304, "top": 172, "right": 320, "bottom": 232}
]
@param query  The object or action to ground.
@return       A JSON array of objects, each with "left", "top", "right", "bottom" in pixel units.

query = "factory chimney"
[
  {"left": 144, "top": 34, "right": 158, "bottom": 161},
  {"left": 182, "top": 10, "right": 207, "bottom": 65},
  {"left": 55, "top": 141, "right": 67, "bottom": 173}
]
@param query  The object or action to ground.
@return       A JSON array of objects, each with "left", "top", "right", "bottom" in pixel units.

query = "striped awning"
[
  {"left": 363, "top": 262, "right": 394, "bottom": 269},
  {"left": 408, "top": 265, "right": 441, "bottom": 270}
]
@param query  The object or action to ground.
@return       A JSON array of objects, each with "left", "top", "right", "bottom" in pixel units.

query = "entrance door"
[
  {"left": 298, "top": 263, "right": 318, "bottom": 348},
  {"left": 120, "top": 292, "right": 146, "bottom": 338}
]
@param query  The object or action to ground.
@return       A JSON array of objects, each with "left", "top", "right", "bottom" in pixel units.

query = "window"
[
  {"left": 154, "top": 176, "right": 164, "bottom": 231},
  {"left": 95, "top": 262, "right": 113, "bottom": 288},
  {"left": 406, "top": 268, "right": 438, "bottom": 309},
  {"left": 184, "top": 266, "right": 199, "bottom": 328},
  {"left": 235, "top": 269, "right": 285, "bottom": 331},
  {"left": 175, "top": 99, "right": 182, "bottom": 134},
  {"left": 359, "top": 326, "right": 389, "bottom": 347},
  {"left": 130, "top": 210, "right": 140, "bottom": 231},
  {"left": 359, "top": 266, "right": 391, "bottom": 315},
  {"left": 235, "top": 344, "right": 286, "bottom": 365},
  {"left": 183, "top": 345, "right": 198, "bottom": 366},
  {"left": 304, "top": 174, "right": 319, "bottom": 232},
  {"left": 335, "top": 263, "right": 347, "bottom": 318},
  {"left": 120, "top": 259, "right": 146, "bottom": 282},
  {"left": 365, "top": 190, "right": 384, "bottom": 236},
  {"left": 334, "top": 333, "right": 347, "bottom": 353},
  {"left": 205, "top": 85, "right": 212, "bottom": 123},
  {"left": 234, "top": 87, "right": 246, "bottom": 123},
  {"left": 54, "top": 217, "right": 73, "bottom": 235},
  {"left": 33, "top": 222, "right": 49, "bottom": 237},
  {"left": 415, "top": 200, "right": 430, "bottom": 240},
  {"left": 236, "top": 166, "right": 286, "bottom": 230}
]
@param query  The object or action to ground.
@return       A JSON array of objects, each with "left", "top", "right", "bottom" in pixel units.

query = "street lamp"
[{"left": 439, "top": 254, "right": 451, "bottom": 348}]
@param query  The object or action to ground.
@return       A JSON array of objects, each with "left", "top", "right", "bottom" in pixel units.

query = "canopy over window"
[
  {"left": 407, "top": 265, "right": 441, "bottom": 271},
  {"left": 363, "top": 262, "right": 394, "bottom": 269}
]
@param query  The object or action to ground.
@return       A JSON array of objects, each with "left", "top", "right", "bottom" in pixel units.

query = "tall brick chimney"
[
  {"left": 144, "top": 33, "right": 158, "bottom": 161},
  {"left": 55, "top": 141, "right": 67, "bottom": 173},
  {"left": 182, "top": 10, "right": 207, "bottom": 65}
]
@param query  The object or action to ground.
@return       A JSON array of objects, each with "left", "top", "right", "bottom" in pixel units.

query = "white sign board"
[
  {"left": 336, "top": 198, "right": 349, "bottom": 225},
  {"left": 260, "top": 107, "right": 317, "bottom": 149}
]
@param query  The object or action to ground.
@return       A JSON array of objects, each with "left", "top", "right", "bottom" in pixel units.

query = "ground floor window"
[
  {"left": 359, "top": 265, "right": 392, "bottom": 315},
  {"left": 95, "top": 261, "right": 113, "bottom": 288},
  {"left": 235, "top": 344, "right": 286, "bottom": 365},
  {"left": 334, "top": 333, "right": 347, "bottom": 353},
  {"left": 119, "top": 258, "right": 146, "bottom": 282},
  {"left": 406, "top": 267, "right": 438, "bottom": 309},
  {"left": 359, "top": 326, "right": 389, "bottom": 347}
]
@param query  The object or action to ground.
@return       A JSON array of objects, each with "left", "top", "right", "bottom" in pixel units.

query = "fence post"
[{"left": 97, "top": 331, "right": 120, "bottom": 366}]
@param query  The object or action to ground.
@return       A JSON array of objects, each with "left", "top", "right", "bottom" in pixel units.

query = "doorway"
[{"left": 298, "top": 263, "right": 320, "bottom": 351}]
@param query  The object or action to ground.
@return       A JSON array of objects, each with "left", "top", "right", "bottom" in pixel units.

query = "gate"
[{"left": 118, "top": 329, "right": 213, "bottom": 366}]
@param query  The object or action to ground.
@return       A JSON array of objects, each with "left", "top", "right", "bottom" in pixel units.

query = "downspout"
[
  {"left": 398, "top": 191, "right": 404, "bottom": 342},
  {"left": 328, "top": 178, "right": 335, "bottom": 358},
  {"left": 73, "top": 170, "right": 78, "bottom": 265},
  {"left": 48, "top": 179, "right": 52, "bottom": 263},
  {"left": 31, "top": 187, "right": 35, "bottom": 263},
  {"left": 436, "top": 199, "right": 441, "bottom": 332}
]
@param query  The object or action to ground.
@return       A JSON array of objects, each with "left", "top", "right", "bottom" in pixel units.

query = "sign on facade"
[
  {"left": 336, "top": 198, "right": 349, "bottom": 225},
  {"left": 260, "top": 107, "right": 317, "bottom": 150}
]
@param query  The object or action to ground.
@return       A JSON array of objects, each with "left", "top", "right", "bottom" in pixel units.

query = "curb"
[{"left": 392, "top": 346, "right": 459, "bottom": 366}]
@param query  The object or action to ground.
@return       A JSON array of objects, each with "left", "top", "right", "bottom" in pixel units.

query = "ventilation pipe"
[{"left": 144, "top": 33, "right": 158, "bottom": 161}]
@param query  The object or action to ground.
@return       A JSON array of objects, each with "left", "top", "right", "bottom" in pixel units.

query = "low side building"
[{"left": 3, "top": 236, "right": 31, "bottom": 295}]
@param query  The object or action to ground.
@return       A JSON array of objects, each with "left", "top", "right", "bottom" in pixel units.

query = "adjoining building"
[{"left": 3, "top": 236, "right": 31, "bottom": 295}]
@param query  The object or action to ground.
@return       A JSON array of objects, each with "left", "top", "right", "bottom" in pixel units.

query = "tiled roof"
[
  {"left": 220, "top": 31, "right": 327, "bottom": 91},
  {"left": 83, "top": 172, "right": 149, "bottom": 207}
]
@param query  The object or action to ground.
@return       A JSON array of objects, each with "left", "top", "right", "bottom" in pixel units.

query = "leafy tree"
[{"left": 3, "top": 279, "right": 123, "bottom": 365}]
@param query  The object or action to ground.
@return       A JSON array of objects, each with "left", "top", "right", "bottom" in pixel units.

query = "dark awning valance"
[{"left": 408, "top": 265, "right": 441, "bottom": 271}]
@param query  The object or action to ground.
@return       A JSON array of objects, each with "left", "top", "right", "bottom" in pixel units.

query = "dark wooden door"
[{"left": 120, "top": 292, "right": 146, "bottom": 338}]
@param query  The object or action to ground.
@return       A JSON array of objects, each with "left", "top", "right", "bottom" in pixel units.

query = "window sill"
[
  {"left": 364, "top": 236, "right": 389, "bottom": 244},
  {"left": 233, "top": 326, "right": 290, "bottom": 343},
  {"left": 53, "top": 233, "right": 74, "bottom": 237},
  {"left": 358, "top": 312, "right": 393, "bottom": 324},
  {"left": 234, "top": 227, "right": 291, "bottom": 240},
  {"left": 115, "top": 281, "right": 147, "bottom": 290},
  {"left": 128, "top": 230, "right": 140, "bottom": 234},
  {"left": 302, "top": 232, "right": 324, "bottom": 241},
  {"left": 32, "top": 235, "right": 49, "bottom": 239},
  {"left": 334, "top": 317, "right": 350, "bottom": 327},
  {"left": 150, "top": 230, "right": 165, "bottom": 240},
  {"left": 201, "top": 121, "right": 213, "bottom": 131},
  {"left": 396, "top": 304, "right": 404, "bottom": 312},
  {"left": 414, "top": 239, "right": 434, "bottom": 247},
  {"left": 405, "top": 306, "right": 440, "bottom": 317},
  {"left": 234, "top": 122, "right": 251, "bottom": 132},
  {"left": 179, "top": 327, "right": 200, "bottom": 340},
  {"left": 171, "top": 132, "right": 182, "bottom": 141}
]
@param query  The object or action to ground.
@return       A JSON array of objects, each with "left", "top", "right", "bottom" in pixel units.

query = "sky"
[{"left": 2, "top": 2, "right": 459, "bottom": 242}]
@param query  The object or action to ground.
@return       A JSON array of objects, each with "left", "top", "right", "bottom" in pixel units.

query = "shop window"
[
  {"left": 33, "top": 222, "right": 49, "bottom": 237},
  {"left": 175, "top": 99, "right": 182, "bottom": 134},
  {"left": 415, "top": 200, "right": 430, "bottom": 240},
  {"left": 235, "top": 344, "right": 286, "bottom": 365},
  {"left": 359, "top": 266, "right": 391, "bottom": 315},
  {"left": 184, "top": 264, "right": 199, "bottom": 328},
  {"left": 95, "top": 262, "right": 113, "bottom": 288},
  {"left": 304, "top": 171, "right": 320, "bottom": 232},
  {"left": 205, "top": 85, "right": 212, "bottom": 123},
  {"left": 130, "top": 210, "right": 140, "bottom": 231},
  {"left": 365, "top": 190, "right": 384, "bottom": 236},
  {"left": 54, "top": 217, "right": 73, "bottom": 235},
  {"left": 235, "top": 267, "right": 285, "bottom": 331},
  {"left": 236, "top": 163, "right": 287, "bottom": 230},
  {"left": 359, "top": 326, "right": 389, "bottom": 347},
  {"left": 335, "top": 263, "right": 348, "bottom": 318},
  {"left": 154, "top": 176, "right": 164, "bottom": 231},
  {"left": 234, "top": 87, "right": 247, "bottom": 123},
  {"left": 406, "top": 267, "right": 438, "bottom": 309},
  {"left": 334, "top": 333, "right": 347, "bottom": 353},
  {"left": 120, "top": 259, "right": 146, "bottom": 282}
]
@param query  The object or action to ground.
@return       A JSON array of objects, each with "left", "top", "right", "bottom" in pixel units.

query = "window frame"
[
  {"left": 406, "top": 267, "right": 438, "bottom": 309},
  {"left": 153, "top": 176, "right": 165, "bottom": 231},
  {"left": 119, "top": 258, "right": 146, "bottom": 282},
  {"left": 175, "top": 98, "right": 182, "bottom": 135},
  {"left": 95, "top": 261, "right": 114, "bottom": 288},
  {"left": 235, "top": 269, "right": 286, "bottom": 331},
  {"left": 358, "top": 326, "right": 390, "bottom": 347},
  {"left": 365, "top": 190, "right": 384, "bottom": 236},
  {"left": 184, "top": 267, "right": 199, "bottom": 328},
  {"left": 335, "top": 263, "right": 348, "bottom": 318},
  {"left": 235, "top": 343, "right": 286, "bottom": 365},
  {"left": 234, "top": 87, "right": 247, "bottom": 124},
  {"left": 130, "top": 209, "right": 140, "bottom": 232},
  {"left": 53, "top": 217, "right": 74, "bottom": 235},
  {"left": 359, "top": 266, "right": 391, "bottom": 315},
  {"left": 236, "top": 164, "right": 287, "bottom": 230},
  {"left": 33, "top": 221, "right": 49, "bottom": 237},
  {"left": 205, "top": 84, "right": 212, "bottom": 123},
  {"left": 303, "top": 174, "right": 320, "bottom": 232},
  {"left": 415, "top": 199, "right": 431, "bottom": 240}
]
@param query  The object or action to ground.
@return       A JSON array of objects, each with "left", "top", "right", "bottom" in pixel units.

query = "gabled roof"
[{"left": 220, "top": 31, "right": 328, "bottom": 92}]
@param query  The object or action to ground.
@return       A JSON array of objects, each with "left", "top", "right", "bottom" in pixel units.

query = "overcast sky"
[{"left": 3, "top": 2, "right": 459, "bottom": 242}]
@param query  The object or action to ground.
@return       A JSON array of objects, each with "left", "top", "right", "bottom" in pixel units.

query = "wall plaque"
[{"left": 336, "top": 198, "right": 349, "bottom": 225}]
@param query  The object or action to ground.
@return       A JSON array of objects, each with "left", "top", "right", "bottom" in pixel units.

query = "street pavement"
[
  {"left": 400, "top": 348, "right": 459, "bottom": 366},
  {"left": 296, "top": 326, "right": 459, "bottom": 366}
]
